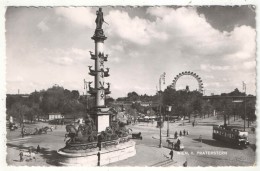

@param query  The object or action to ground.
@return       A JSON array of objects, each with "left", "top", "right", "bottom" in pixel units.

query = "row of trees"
[
  {"left": 7, "top": 85, "right": 256, "bottom": 127},
  {"left": 116, "top": 87, "right": 256, "bottom": 126},
  {"left": 117, "top": 91, "right": 157, "bottom": 102},
  {"left": 6, "top": 86, "right": 97, "bottom": 125},
  {"left": 162, "top": 87, "right": 256, "bottom": 125}
]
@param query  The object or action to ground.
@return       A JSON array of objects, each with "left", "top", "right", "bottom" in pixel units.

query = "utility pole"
[
  {"left": 166, "top": 105, "right": 172, "bottom": 137},
  {"left": 158, "top": 72, "right": 166, "bottom": 148},
  {"left": 243, "top": 81, "right": 246, "bottom": 131}
]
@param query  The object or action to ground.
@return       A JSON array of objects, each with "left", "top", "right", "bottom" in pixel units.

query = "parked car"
[{"left": 9, "top": 123, "right": 18, "bottom": 131}]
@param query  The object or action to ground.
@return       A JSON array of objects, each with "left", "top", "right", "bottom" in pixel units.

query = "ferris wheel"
[{"left": 171, "top": 71, "right": 204, "bottom": 93}]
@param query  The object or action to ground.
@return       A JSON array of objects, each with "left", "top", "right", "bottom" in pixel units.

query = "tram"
[{"left": 213, "top": 125, "right": 249, "bottom": 148}]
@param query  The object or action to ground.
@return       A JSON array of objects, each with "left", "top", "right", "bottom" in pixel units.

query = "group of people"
[
  {"left": 174, "top": 129, "right": 189, "bottom": 138},
  {"left": 19, "top": 145, "right": 41, "bottom": 162}
]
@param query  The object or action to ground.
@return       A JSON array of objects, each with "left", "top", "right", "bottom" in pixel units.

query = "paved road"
[{"left": 6, "top": 117, "right": 256, "bottom": 167}]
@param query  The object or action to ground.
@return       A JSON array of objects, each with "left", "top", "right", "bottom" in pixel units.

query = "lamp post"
[
  {"left": 158, "top": 72, "right": 166, "bottom": 148},
  {"left": 243, "top": 81, "right": 247, "bottom": 131},
  {"left": 166, "top": 105, "right": 172, "bottom": 137},
  {"left": 84, "top": 79, "right": 90, "bottom": 111}
]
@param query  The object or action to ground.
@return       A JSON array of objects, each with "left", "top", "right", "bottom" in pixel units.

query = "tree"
[
  {"left": 246, "top": 100, "right": 256, "bottom": 122},
  {"left": 228, "top": 88, "right": 245, "bottom": 96},
  {"left": 214, "top": 98, "right": 233, "bottom": 125},
  {"left": 192, "top": 98, "right": 202, "bottom": 117},
  {"left": 106, "top": 97, "right": 115, "bottom": 106},
  {"left": 127, "top": 91, "right": 139, "bottom": 101},
  {"left": 183, "top": 101, "right": 193, "bottom": 122},
  {"left": 125, "top": 107, "right": 137, "bottom": 120},
  {"left": 71, "top": 90, "right": 80, "bottom": 100},
  {"left": 8, "top": 102, "right": 30, "bottom": 126},
  {"left": 201, "top": 101, "right": 214, "bottom": 118},
  {"left": 40, "top": 86, "right": 65, "bottom": 113}
]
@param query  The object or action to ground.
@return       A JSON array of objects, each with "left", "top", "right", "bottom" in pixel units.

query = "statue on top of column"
[{"left": 95, "top": 8, "right": 104, "bottom": 29}]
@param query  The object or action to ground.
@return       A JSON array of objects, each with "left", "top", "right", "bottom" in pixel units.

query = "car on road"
[{"left": 132, "top": 132, "right": 143, "bottom": 140}]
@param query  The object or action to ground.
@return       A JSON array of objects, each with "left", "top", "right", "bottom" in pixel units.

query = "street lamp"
[
  {"left": 84, "top": 79, "right": 90, "bottom": 110},
  {"left": 158, "top": 72, "right": 166, "bottom": 148},
  {"left": 243, "top": 81, "right": 247, "bottom": 131},
  {"left": 166, "top": 105, "right": 172, "bottom": 137}
]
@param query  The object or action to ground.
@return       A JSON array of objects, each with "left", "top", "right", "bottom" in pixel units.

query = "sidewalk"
[{"left": 107, "top": 142, "right": 186, "bottom": 167}]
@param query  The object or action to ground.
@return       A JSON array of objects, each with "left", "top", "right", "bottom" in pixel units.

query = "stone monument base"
[{"left": 57, "top": 140, "right": 136, "bottom": 166}]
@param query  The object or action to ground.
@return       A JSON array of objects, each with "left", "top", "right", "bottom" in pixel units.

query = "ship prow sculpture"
[{"left": 57, "top": 8, "right": 136, "bottom": 166}]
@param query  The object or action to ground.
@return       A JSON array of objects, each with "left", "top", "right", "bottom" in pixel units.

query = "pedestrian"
[
  {"left": 187, "top": 130, "right": 189, "bottom": 135},
  {"left": 179, "top": 130, "right": 182, "bottom": 136},
  {"left": 199, "top": 135, "right": 202, "bottom": 143},
  {"left": 19, "top": 150, "right": 23, "bottom": 162},
  {"left": 36, "top": 145, "right": 41, "bottom": 153},
  {"left": 177, "top": 138, "right": 181, "bottom": 145},
  {"left": 183, "top": 160, "right": 187, "bottom": 167},
  {"left": 192, "top": 122, "right": 194, "bottom": 127},
  {"left": 183, "top": 129, "right": 186, "bottom": 136},
  {"left": 169, "top": 149, "right": 174, "bottom": 160},
  {"left": 174, "top": 131, "right": 178, "bottom": 139}
]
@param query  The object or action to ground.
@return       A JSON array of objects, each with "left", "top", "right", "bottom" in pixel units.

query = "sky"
[{"left": 5, "top": 6, "right": 256, "bottom": 98}]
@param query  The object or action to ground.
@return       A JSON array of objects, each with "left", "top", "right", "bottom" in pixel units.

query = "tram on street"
[{"left": 213, "top": 125, "right": 249, "bottom": 148}]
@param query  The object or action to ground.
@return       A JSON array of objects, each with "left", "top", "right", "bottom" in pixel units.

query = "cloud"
[
  {"left": 7, "top": 76, "right": 24, "bottom": 83},
  {"left": 110, "top": 44, "right": 124, "bottom": 52},
  {"left": 147, "top": 7, "right": 256, "bottom": 62},
  {"left": 224, "top": 26, "right": 256, "bottom": 60},
  {"left": 52, "top": 56, "right": 74, "bottom": 65},
  {"left": 243, "top": 61, "right": 256, "bottom": 69},
  {"left": 37, "top": 20, "right": 49, "bottom": 32},
  {"left": 106, "top": 10, "right": 168, "bottom": 45},
  {"left": 204, "top": 75, "right": 214, "bottom": 79},
  {"left": 200, "top": 64, "right": 231, "bottom": 71},
  {"left": 5, "top": 7, "right": 256, "bottom": 97},
  {"left": 109, "top": 57, "right": 120, "bottom": 63},
  {"left": 41, "top": 48, "right": 90, "bottom": 66},
  {"left": 55, "top": 7, "right": 95, "bottom": 28},
  {"left": 204, "top": 82, "right": 221, "bottom": 87},
  {"left": 129, "top": 51, "right": 140, "bottom": 58}
]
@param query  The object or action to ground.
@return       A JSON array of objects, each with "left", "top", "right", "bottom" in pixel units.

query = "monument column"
[
  {"left": 88, "top": 8, "right": 111, "bottom": 133},
  {"left": 95, "top": 38, "right": 105, "bottom": 107},
  {"left": 57, "top": 8, "right": 136, "bottom": 166}
]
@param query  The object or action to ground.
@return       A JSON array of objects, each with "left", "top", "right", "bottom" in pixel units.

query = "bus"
[{"left": 213, "top": 125, "right": 249, "bottom": 148}]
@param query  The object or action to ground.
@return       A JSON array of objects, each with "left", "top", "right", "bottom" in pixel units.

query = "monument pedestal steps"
[{"left": 58, "top": 141, "right": 136, "bottom": 166}]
